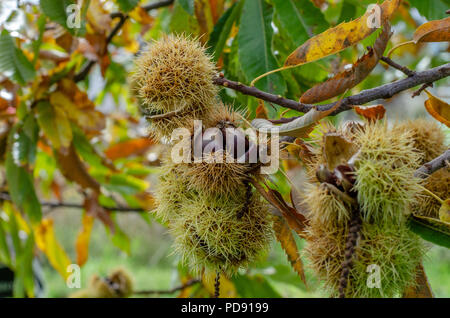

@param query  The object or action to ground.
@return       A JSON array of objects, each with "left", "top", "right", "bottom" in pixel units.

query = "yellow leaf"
[
  {"left": 50, "top": 90, "right": 105, "bottom": 134},
  {"left": 439, "top": 199, "right": 450, "bottom": 223},
  {"left": 3, "top": 201, "right": 30, "bottom": 233},
  {"left": 34, "top": 218, "right": 72, "bottom": 280},
  {"left": 285, "top": 0, "right": 399, "bottom": 67},
  {"left": 273, "top": 215, "right": 307, "bottom": 286},
  {"left": 300, "top": 23, "right": 391, "bottom": 103},
  {"left": 75, "top": 213, "right": 95, "bottom": 266},
  {"left": 129, "top": 6, "right": 153, "bottom": 24},
  {"left": 202, "top": 271, "right": 237, "bottom": 298},
  {"left": 413, "top": 17, "right": 450, "bottom": 43},
  {"left": 424, "top": 90, "right": 450, "bottom": 127}
]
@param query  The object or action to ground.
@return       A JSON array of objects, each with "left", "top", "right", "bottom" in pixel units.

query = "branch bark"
[
  {"left": 380, "top": 56, "right": 416, "bottom": 77},
  {"left": 214, "top": 62, "right": 450, "bottom": 116},
  {"left": 0, "top": 192, "right": 146, "bottom": 213},
  {"left": 414, "top": 149, "right": 450, "bottom": 179}
]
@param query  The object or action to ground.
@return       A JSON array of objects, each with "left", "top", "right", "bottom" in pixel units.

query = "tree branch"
[
  {"left": 0, "top": 192, "right": 146, "bottom": 213},
  {"left": 380, "top": 56, "right": 415, "bottom": 77},
  {"left": 414, "top": 149, "right": 450, "bottom": 179},
  {"left": 74, "top": 0, "right": 174, "bottom": 82},
  {"left": 133, "top": 279, "right": 200, "bottom": 296},
  {"left": 214, "top": 62, "right": 450, "bottom": 116}
]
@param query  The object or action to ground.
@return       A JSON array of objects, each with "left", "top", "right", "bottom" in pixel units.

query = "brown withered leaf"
[
  {"left": 83, "top": 192, "right": 114, "bottom": 231},
  {"left": 195, "top": 0, "right": 215, "bottom": 43},
  {"left": 86, "top": 0, "right": 112, "bottom": 35},
  {"left": 273, "top": 215, "right": 307, "bottom": 286},
  {"left": 413, "top": 17, "right": 450, "bottom": 43},
  {"left": 0, "top": 97, "right": 9, "bottom": 111},
  {"left": 403, "top": 263, "right": 434, "bottom": 298},
  {"left": 300, "top": 23, "right": 392, "bottom": 104},
  {"left": 77, "top": 38, "right": 99, "bottom": 61},
  {"left": 55, "top": 142, "right": 101, "bottom": 191},
  {"left": 285, "top": 138, "right": 315, "bottom": 163},
  {"left": 255, "top": 100, "right": 268, "bottom": 119},
  {"left": 424, "top": 90, "right": 450, "bottom": 127},
  {"left": 54, "top": 30, "right": 75, "bottom": 53},
  {"left": 354, "top": 104, "right": 386, "bottom": 121},
  {"left": 285, "top": 0, "right": 399, "bottom": 67},
  {"left": 134, "top": 192, "right": 156, "bottom": 211},
  {"left": 75, "top": 213, "right": 95, "bottom": 266},
  {"left": 104, "top": 138, "right": 154, "bottom": 160},
  {"left": 39, "top": 50, "right": 70, "bottom": 63},
  {"left": 322, "top": 133, "right": 358, "bottom": 171},
  {"left": 250, "top": 177, "right": 307, "bottom": 237}
]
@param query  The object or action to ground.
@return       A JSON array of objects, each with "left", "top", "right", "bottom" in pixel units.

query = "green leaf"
[
  {"left": 6, "top": 126, "right": 42, "bottom": 224},
  {"left": 337, "top": 0, "right": 357, "bottom": 23},
  {"left": 408, "top": 215, "right": 450, "bottom": 248},
  {"left": 178, "top": 0, "right": 194, "bottom": 15},
  {"left": 72, "top": 124, "right": 110, "bottom": 174},
  {"left": 237, "top": 0, "right": 286, "bottom": 116},
  {"left": 104, "top": 174, "right": 149, "bottom": 195},
  {"left": 232, "top": 274, "right": 282, "bottom": 298},
  {"left": 0, "top": 31, "right": 36, "bottom": 85},
  {"left": 3, "top": 202, "right": 22, "bottom": 264},
  {"left": 13, "top": 234, "right": 34, "bottom": 298},
  {"left": 207, "top": 1, "right": 243, "bottom": 61},
  {"left": 169, "top": 1, "right": 199, "bottom": 35},
  {"left": 0, "top": 220, "right": 12, "bottom": 267},
  {"left": 106, "top": 215, "right": 131, "bottom": 255},
  {"left": 115, "top": 0, "right": 140, "bottom": 12},
  {"left": 273, "top": 0, "right": 328, "bottom": 46},
  {"left": 35, "top": 101, "right": 72, "bottom": 150},
  {"left": 409, "top": 0, "right": 450, "bottom": 20},
  {"left": 9, "top": 115, "right": 39, "bottom": 167}
]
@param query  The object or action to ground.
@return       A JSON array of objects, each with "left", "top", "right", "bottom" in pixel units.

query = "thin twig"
[
  {"left": 380, "top": 56, "right": 416, "bottom": 77},
  {"left": 110, "top": 0, "right": 175, "bottom": 19},
  {"left": 412, "top": 82, "right": 433, "bottom": 98},
  {"left": 0, "top": 192, "right": 146, "bottom": 213},
  {"left": 414, "top": 149, "right": 450, "bottom": 179},
  {"left": 134, "top": 278, "right": 200, "bottom": 295},
  {"left": 74, "top": 0, "right": 174, "bottom": 82},
  {"left": 214, "top": 62, "right": 450, "bottom": 116}
]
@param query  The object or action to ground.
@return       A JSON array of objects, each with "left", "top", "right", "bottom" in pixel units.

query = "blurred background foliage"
[{"left": 0, "top": 0, "right": 448, "bottom": 298}]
